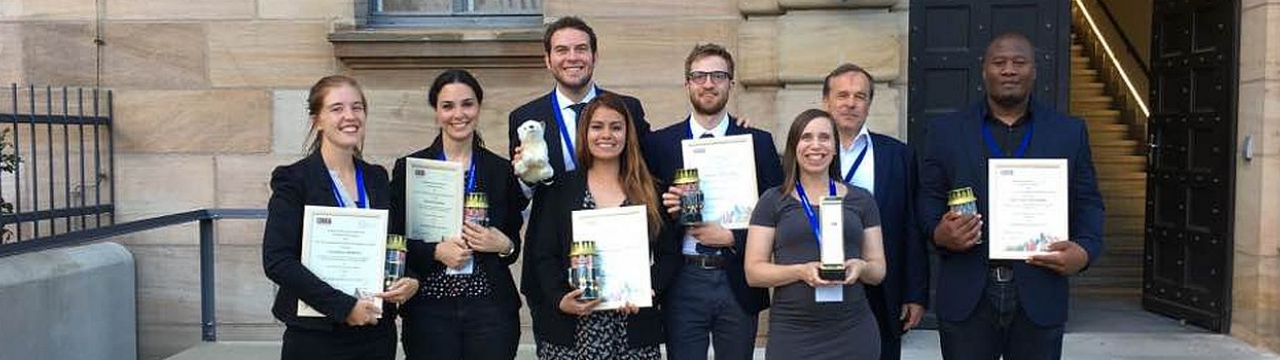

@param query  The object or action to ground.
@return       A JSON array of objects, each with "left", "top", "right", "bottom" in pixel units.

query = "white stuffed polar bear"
[{"left": 514, "top": 120, "right": 555, "bottom": 184}]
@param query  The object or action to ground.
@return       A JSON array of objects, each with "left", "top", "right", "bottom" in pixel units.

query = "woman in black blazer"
[
  {"left": 262, "top": 75, "right": 420, "bottom": 360},
  {"left": 391, "top": 69, "right": 527, "bottom": 360},
  {"left": 524, "top": 93, "right": 675, "bottom": 359}
]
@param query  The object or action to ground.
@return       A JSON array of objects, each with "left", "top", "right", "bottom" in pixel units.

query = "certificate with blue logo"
[{"left": 987, "top": 159, "right": 1069, "bottom": 260}]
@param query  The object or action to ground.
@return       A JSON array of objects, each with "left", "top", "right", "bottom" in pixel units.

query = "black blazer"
[
  {"left": 506, "top": 88, "right": 651, "bottom": 184},
  {"left": 388, "top": 136, "right": 528, "bottom": 313},
  {"left": 521, "top": 170, "right": 671, "bottom": 348},
  {"left": 642, "top": 115, "right": 784, "bottom": 315},
  {"left": 919, "top": 100, "right": 1104, "bottom": 326},
  {"left": 862, "top": 132, "right": 930, "bottom": 337},
  {"left": 262, "top": 151, "right": 398, "bottom": 331}
]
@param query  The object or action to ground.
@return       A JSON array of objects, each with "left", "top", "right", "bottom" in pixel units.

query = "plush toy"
[{"left": 514, "top": 120, "right": 555, "bottom": 184}]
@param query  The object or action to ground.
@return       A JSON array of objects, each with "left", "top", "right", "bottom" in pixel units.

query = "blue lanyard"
[
  {"left": 438, "top": 150, "right": 477, "bottom": 193},
  {"left": 842, "top": 141, "right": 870, "bottom": 184},
  {"left": 329, "top": 165, "right": 367, "bottom": 208},
  {"left": 795, "top": 178, "right": 837, "bottom": 247},
  {"left": 982, "top": 120, "right": 1034, "bottom": 158},
  {"left": 549, "top": 86, "right": 599, "bottom": 169}
]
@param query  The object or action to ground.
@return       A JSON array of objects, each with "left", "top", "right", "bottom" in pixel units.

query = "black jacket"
[
  {"left": 521, "top": 170, "right": 674, "bottom": 348},
  {"left": 389, "top": 136, "right": 528, "bottom": 313},
  {"left": 262, "top": 151, "right": 398, "bottom": 331}
]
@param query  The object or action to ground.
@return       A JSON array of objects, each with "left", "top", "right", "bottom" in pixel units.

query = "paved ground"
[{"left": 167, "top": 295, "right": 1280, "bottom": 360}]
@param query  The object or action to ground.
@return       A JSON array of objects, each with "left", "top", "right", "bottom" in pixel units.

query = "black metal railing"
[
  {"left": 0, "top": 208, "right": 268, "bottom": 342},
  {"left": 0, "top": 84, "right": 114, "bottom": 244}
]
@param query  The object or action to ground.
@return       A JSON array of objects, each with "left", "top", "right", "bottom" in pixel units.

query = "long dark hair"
[
  {"left": 428, "top": 69, "right": 486, "bottom": 149},
  {"left": 780, "top": 109, "right": 842, "bottom": 197},
  {"left": 574, "top": 93, "right": 662, "bottom": 238},
  {"left": 306, "top": 75, "right": 367, "bottom": 157}
]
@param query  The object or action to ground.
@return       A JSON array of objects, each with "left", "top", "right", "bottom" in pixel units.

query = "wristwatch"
[{"left": 499, "top": 239, "right": 515, "bottom": 258}]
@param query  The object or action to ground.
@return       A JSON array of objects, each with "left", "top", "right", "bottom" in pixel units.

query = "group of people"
[{"left": 262, "top": 15, "right": 1105, "bottom": 360}]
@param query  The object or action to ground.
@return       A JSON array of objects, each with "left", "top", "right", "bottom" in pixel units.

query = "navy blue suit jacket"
[
  {"left": 918, "top": 101, "right": 1105, "bottom": 327},
  {"left": 643, "top": 116, "right": 784, "bottom": 315},
  {"left": 507, "top": 89, "right": 650, "bottom": 182},
  {"left": 860, "top": 133, "right": 930, "bottom": 337}
]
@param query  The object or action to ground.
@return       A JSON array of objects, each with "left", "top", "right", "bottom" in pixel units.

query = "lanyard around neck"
[
  {"left": 795, "top": 178, "right": 837, "bottom": 247},
  {"left": 982, "top": 119, "right": 1034, "bottom": 158},
  {"left": 549, "top": 86, "right": 599, "bottom": 169},
  {"left": 438, "top": 150, "right": 477, "bottom": 193},
  {"left": 329, "top": 164, "right": 367, "bottom": 208}
]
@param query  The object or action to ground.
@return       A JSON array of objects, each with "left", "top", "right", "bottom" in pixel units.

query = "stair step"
[
  {"left": 1098, "top": 179, "right": 1146, "bottom": 193},
  {"left": 1087, "top": 123, "right": 1128, "bottom": 132},
  {"left": 1098, "top": 172, "right": 1147, "bottom": 181},
  {"left": 1093, "top": 147, "right": 1138, "bottom": 156},
  {"left": 1072, "top": 69, "right": 1100, "bottom": 77},
  {"left": 1094, "top": 139, "right": 1140, "bottom": 148},
  {"left": 1071, "top": 89, "right": 1107, "bottom": 98},
  {"left": 1071, "top": 82, "right": 1105, "bottom": 90}
]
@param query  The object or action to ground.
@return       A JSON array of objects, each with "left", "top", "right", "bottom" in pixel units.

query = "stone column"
[{"left": 1232, "top": 0, "right": 1280, "bottom": 352}]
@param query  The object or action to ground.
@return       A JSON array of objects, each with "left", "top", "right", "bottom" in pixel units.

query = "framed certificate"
[
  {"left": 571, "top": 205, "right": 653, "bottom": 310},
  {"left": 681, "top": 134, "right": 759, "bottom": 229},
  {"left": 405, "top": 157, "right": 464, "bottom": 244},
  {"left": 987, "top": 159, "right": 1069, "bottom": 260},
  {"left": 299, "top": 205, "right": 389, "bottom": 317}
]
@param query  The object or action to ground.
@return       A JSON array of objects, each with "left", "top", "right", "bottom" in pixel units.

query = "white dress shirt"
[
  {"left": 683, "top": 113, "right": 730, "bottom": 255},
  {"left": 840, "top": 125, "right": 876, "bottom": 195}
]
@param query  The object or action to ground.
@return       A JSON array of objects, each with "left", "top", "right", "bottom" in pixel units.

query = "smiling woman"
[{"left": 263, "top": 75, "right": 420, "bottom": 360}]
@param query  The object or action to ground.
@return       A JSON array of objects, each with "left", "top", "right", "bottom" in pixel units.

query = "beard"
[
  {"left": 990, "top": 88, "right": 1029, "bottom": 108},
  {"left": 691, "top": 92, "right": 729, "bottom": 116}
]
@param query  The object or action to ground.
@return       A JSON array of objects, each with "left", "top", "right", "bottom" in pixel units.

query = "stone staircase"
[{"left": 1067, "top": 40, "right": 1147, "bottom": 297}]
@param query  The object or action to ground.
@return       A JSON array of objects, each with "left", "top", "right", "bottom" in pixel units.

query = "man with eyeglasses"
[
  {"left": 821, "top": 63, "right": 930, "bottom": 360},
  {"left": 645, "top": 43, "right": 783, "bottom": 360}
]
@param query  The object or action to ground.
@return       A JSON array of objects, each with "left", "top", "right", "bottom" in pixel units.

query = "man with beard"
[
  {"left": 918, "top": 32, "right": 1104, "bottom": 359},
  {"left": 820, "top": 63, "right": 930, "bottom": 360},
  {"left": 508, "top": 16, "right": 650, "bottom": 197},
  {"left": 645, "top": 43, "right": 783, "bottom": 360}
]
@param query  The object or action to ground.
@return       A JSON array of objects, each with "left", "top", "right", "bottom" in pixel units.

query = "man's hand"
[
  {"left": 901, "top": 303, "right": 924, "bottom": 331},
  {"left": 932, "top": 211, "right": 982, "bottom": 251},
  {"left": 1027, "top": 239, "right": 1089, "bottom": 275},
  {"left": 689, "top": 223, "right": 734, "bottom": 248}
]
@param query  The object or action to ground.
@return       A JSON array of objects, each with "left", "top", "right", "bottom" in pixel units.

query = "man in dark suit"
[
  {"left": 918, "top": 32, "right": 1104, "bottom": 359},
  {"left": 646, "top": 43, "right": 783, "bottom": 360},
  {"left": 820, "top": 63, "right": 930, "bottom": 360},
  {"left": 507, "top": 16, "right": 650, "bottom": 199},
  {"left": 510, "top": 15, "right": 652, "bottom": 351}
]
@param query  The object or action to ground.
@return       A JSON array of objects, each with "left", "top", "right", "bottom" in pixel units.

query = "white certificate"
[
  {"left": 405, "top": 157, "right": 463, "bottom": 244},
  {"left": 571, "top": 205, "right": 653, "bottom": 310},
  {"left": 298, "top": 205, "right": 388, "bottom": 317},
  {"left": 987, "top": 159, "right": 1069, "bottom": 260},
  {"left": 681, "top": 134, "right": 759, "bottom": 229}
]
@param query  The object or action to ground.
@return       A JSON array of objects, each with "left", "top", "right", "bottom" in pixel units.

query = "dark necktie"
[
  {"left": 568, "top": 102, "right": 588, "bottom": 119},
  {"left": 700, "top": 132, "right": 714, "bottom": 139}
]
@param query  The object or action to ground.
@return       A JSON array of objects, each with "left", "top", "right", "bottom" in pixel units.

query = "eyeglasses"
[{"left": 687, "top": 71, "right": 732, "bottom": 84}]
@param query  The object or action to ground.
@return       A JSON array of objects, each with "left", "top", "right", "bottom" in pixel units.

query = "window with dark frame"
[{"left": 368, "top": 0, "right": 543, "bottom": 28}]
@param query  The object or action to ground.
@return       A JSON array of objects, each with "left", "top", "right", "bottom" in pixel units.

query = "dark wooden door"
[
  {"left": 908, "top": 0, "right": 1070, "bottom": 153},
  {"left": 907, "top": 0, "right": 1070, "bottom": 328},
  {"left": 1143, "top": 0, "right": 1238, "bottom": 333}
]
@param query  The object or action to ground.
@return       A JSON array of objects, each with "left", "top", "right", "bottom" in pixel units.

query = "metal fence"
[{"left": 0, "top": 84, "right": 114, "bottom": 244}]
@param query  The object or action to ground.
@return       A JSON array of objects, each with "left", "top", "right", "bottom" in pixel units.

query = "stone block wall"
[
  {"left": 1233, "top": 0, "right": 1280, "bottom": 353},
  {"left": 0, "top": 0, "right": 908, "bottom": 358}
]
